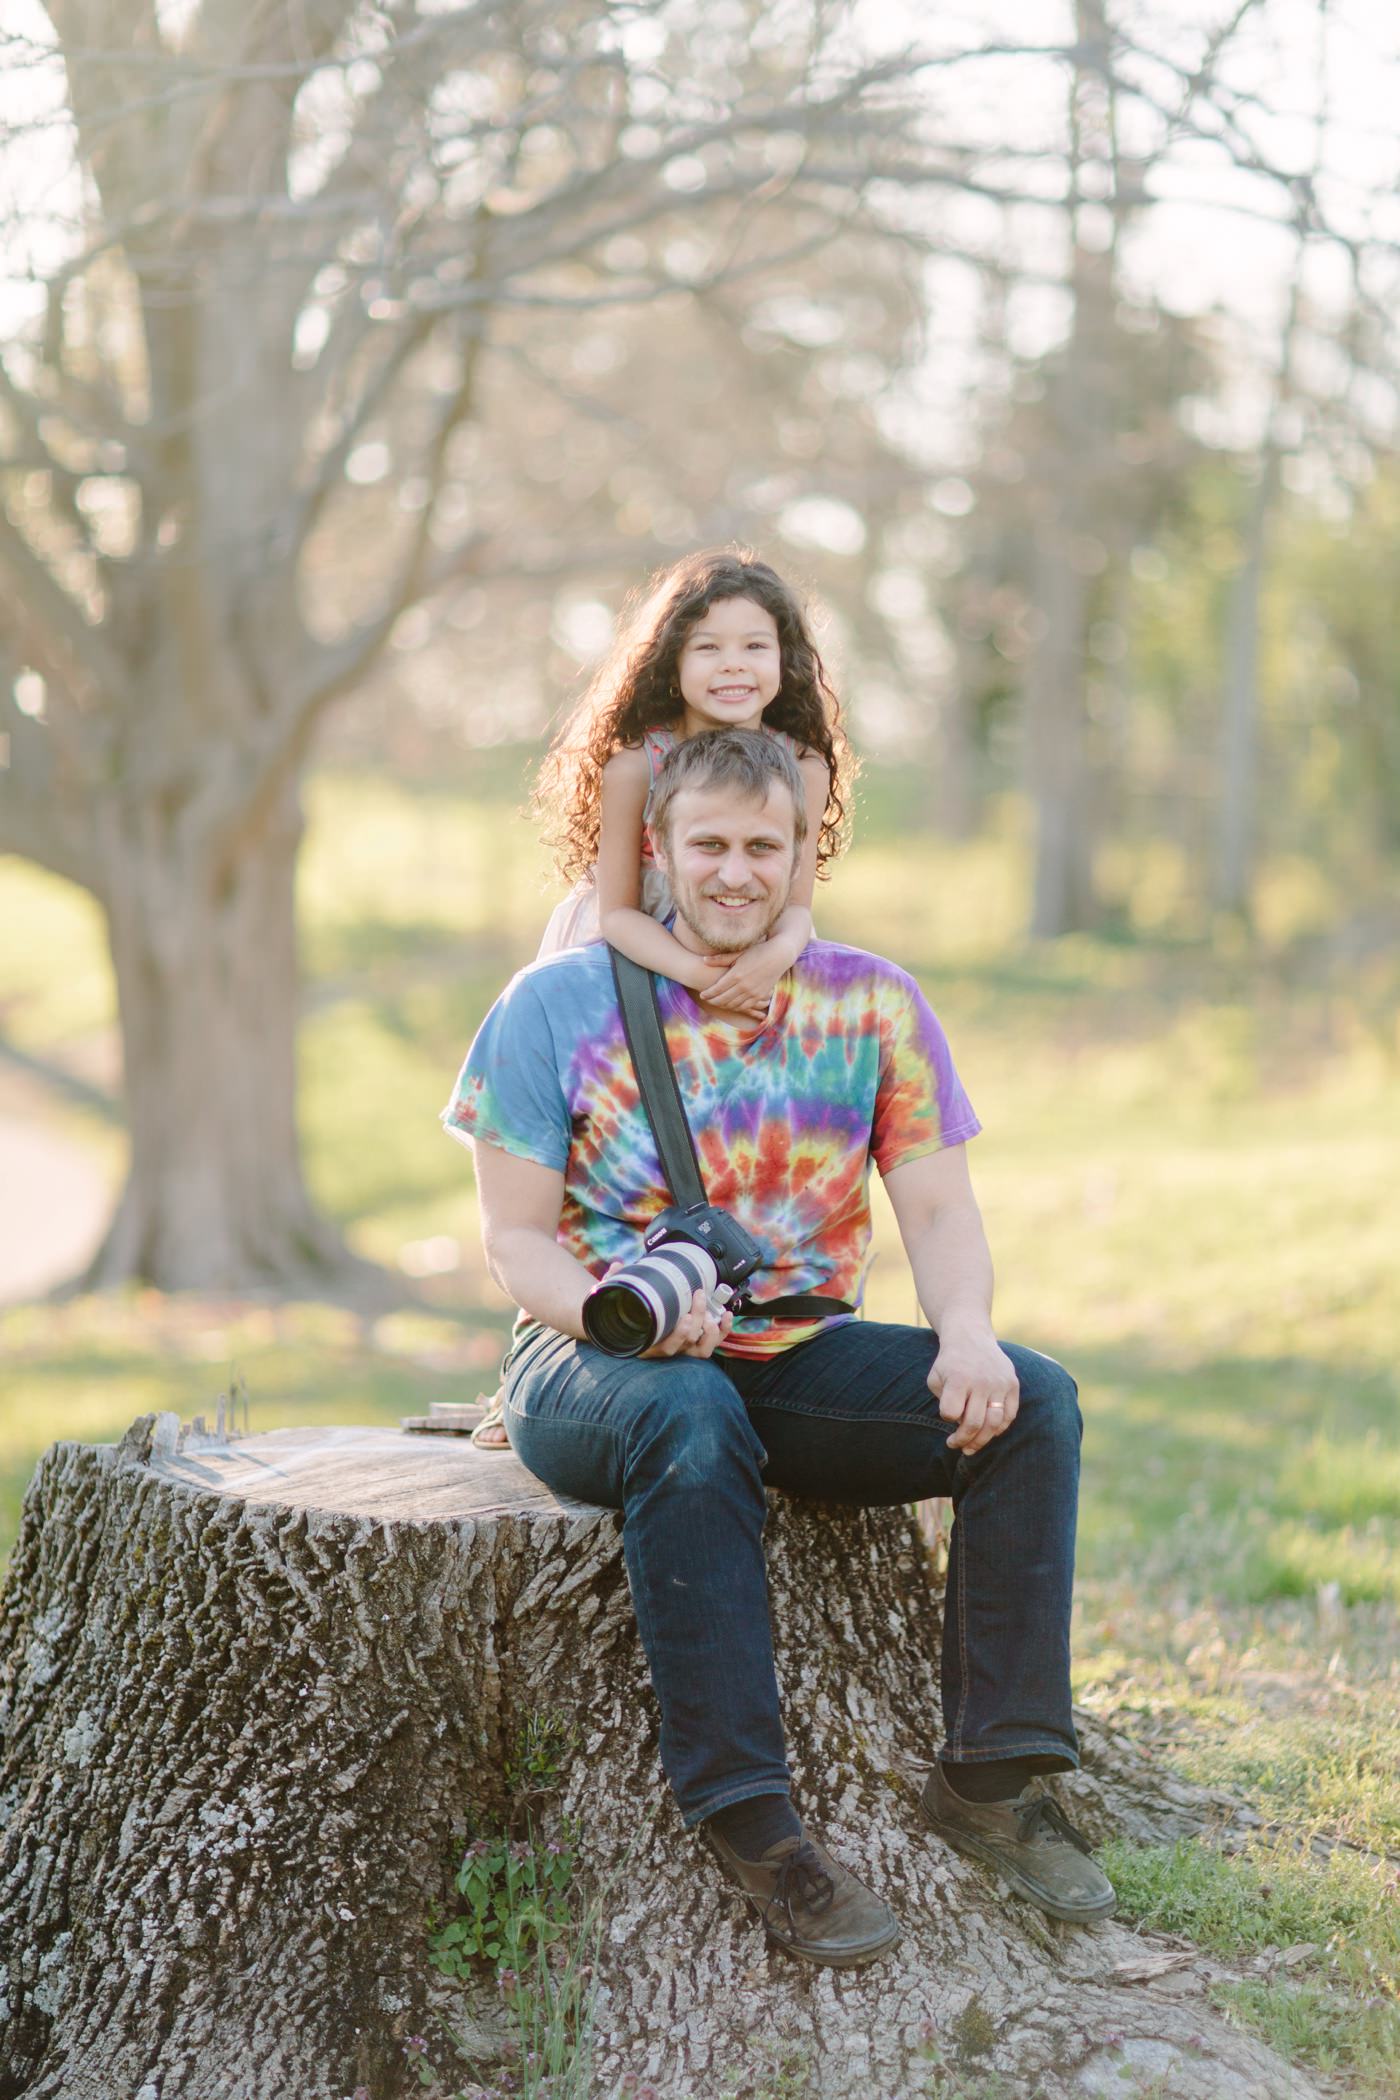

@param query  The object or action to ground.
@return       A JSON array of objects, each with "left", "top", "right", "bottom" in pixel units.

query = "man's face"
[{"left": 653, "top": 782, "right": 799, "bottom": 955}]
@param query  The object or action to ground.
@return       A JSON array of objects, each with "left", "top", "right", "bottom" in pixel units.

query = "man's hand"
[
  {"left": 641, "top": 1288, "right": 733, "bottom": 1360},
  {"left": 928, "top": 1326, "right": 1020, "bottom": 1454}
]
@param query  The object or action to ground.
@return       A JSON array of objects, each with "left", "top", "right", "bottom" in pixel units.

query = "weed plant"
[
  {"left": 428, "top": 1831, "right": 577, "bottom": 1976},
  {"left": 417, "top": 1713, "right": 600, "bottom": 2100}
]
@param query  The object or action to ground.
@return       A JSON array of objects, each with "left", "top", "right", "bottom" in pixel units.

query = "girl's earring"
[{"left": 667, "top": 680, "right": 681, "bottom": 702}]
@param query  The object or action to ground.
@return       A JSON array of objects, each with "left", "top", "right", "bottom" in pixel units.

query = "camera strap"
[
  {"left": 609, "top": 947, "right": 708, "bottom": 1212},
  {"left": 608, "top": 947, "right": 854, "bottom": 1323}
]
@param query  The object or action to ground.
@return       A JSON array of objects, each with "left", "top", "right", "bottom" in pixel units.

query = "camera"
[{"left": 581, "top": 1202, "right": 764, "bottom": 1357}]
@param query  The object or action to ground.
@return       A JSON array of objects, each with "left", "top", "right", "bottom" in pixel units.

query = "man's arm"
[
  {"left": 883, "top": 1144, "right": 1020, "bottom": 1454},
  {"left": 473, "top": 1142, "right": 731, "bottom": 1358},
  {"left": 475, "top": 1144, "right": 597, "bottom": 1340}
]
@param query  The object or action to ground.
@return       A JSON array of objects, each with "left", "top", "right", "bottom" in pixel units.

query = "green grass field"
[{"left": 3, "top": 758, "right": 1397, "bottom": 2088}]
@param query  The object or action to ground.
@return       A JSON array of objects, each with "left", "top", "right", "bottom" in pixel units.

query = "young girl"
[
  {"left": 534, "top": 547, "right": 851, "bottom": 1017},
  {"left": 471, "top": 548, "right": 852, "bottom": 1446}
]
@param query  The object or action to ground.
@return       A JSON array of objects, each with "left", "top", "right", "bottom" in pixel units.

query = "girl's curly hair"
[{"left": 535, "top": 548, "right": 854, "bottom": 886}]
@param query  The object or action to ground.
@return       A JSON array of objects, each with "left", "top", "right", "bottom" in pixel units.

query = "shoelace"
[
  {"left": 1014, "top": 1795, "right": 1093, "bottom": 1855},
  {"left": 763, "top": 1840, "right": 836, "bottom": 1934}
]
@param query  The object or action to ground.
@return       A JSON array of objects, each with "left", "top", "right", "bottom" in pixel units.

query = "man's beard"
[{"left": 672, "top": 882, "right": 784, "bottom": 955}]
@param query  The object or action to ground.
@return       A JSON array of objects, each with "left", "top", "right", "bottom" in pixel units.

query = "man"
[{"left": 443, "top": 728, "right": 1114, "bottom": 1967}]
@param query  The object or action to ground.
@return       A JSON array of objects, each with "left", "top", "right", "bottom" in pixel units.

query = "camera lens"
[
  {"left": 582, "top": 1283, "right": 658, "bottom": 1356},
  {"left": 581, "top": 1242, "right": 719, "bottom": 1356}
]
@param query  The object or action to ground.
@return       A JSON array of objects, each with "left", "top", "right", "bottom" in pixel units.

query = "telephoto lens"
[{"left": 582, "top": 1240, "right": 724, "bottom": 1356}]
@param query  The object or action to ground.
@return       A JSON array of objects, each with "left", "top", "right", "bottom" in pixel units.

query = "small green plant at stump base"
[{"left": 422, "top": 1711, "right": 599, "bottom": 2100}]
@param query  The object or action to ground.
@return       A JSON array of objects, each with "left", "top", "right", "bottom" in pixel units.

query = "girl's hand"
[
  {"left": 682, "top": 955, "right": 768, "bottom": 1020},
  {"left": 702, "top": 940, "right": 790, "bottom": 1019}
]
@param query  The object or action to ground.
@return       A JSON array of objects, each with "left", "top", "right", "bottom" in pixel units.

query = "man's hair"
[{"left": 648, "top": 728, "right": 807, "bottom": 855}]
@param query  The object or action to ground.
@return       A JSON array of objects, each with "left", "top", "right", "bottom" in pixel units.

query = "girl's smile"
[{"left": 676, "top": 595, "right": 782, "bottom": 736}]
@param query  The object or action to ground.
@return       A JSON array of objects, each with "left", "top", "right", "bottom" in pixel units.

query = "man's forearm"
[
  {"left": 903, "top": 1203, "right": 996, "bottom": 1339},
  {"left": 485, "top": 1225, "right": 598, "bottom": 1340}
]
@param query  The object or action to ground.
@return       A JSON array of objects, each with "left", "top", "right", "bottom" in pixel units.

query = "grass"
[
  {"left": 1102, "top": 1838, "right": 1400, "bottom": 2091},
  {"left": 1101, "top": 1835, "right": 1398, "bottom": 1960},
  {"left": 3, "top": 758, "right": 1399, "bottom": 2090}
]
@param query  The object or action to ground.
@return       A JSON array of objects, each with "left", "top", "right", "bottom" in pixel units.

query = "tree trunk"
[
  {"left": 1023, "top": 49, "right": 1108, "bottom": 938},
  {"left": 1213, "top": 456, "right": 1279, "bottom": 924},
  {"left": 931, "top": 626, "right": 981, "bottom": 841},
  {"left": 1025, "top": 529, "right": 1096, "bottom": 938},
  {"left": 0, "top": 1416, "right": 1321, "bottom": 2100},
  {"left": 81, "top": 781, "right": 383, "bottom": 1297}
]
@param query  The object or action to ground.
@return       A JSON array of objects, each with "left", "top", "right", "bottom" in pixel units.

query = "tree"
[
  {"left": 0, "top": 0, "right": 923, "bottom": 1293},
  {"left": 880, "top": 0, "right": 1400, "bottom": 934}
]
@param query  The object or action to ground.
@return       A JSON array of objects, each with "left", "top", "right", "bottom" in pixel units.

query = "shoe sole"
[
  {"left": 754, "top": 1910, "right": 903, "bottom": 1968},
  {"left": 921, "top": 1805, "right": 1117, "bottom": 1925}
]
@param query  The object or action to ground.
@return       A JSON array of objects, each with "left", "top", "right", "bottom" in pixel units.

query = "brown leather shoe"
[
  {"left": 921, "top": 1763, "right": 1116, "bottom": 1923},
  {"left": 706, "top": 1827, "right": 901, "bottom": 1968}
]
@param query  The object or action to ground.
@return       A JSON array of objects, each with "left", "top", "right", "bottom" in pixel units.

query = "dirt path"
[{"left": 0, "top": 1067, "right": 113, "bottom": 1305}]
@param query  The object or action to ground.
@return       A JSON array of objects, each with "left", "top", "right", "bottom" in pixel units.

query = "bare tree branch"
[{"left": 0, "top": 507, "right": 130, "bottom": 705}]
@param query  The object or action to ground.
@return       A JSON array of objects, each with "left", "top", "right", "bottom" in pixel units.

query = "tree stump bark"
[{"left": 0, "top": 1415, "right": 1320, "bottom": 2100}]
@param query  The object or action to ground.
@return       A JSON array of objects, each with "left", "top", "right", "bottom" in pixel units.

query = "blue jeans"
[{"left": 501, "top": 1318, "right": 1082, "bottom": 1827}]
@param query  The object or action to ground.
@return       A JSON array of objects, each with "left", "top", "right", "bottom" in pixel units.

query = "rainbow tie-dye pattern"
[{"left": 443, "top": 939, "right": 980, "bottom": 1357}]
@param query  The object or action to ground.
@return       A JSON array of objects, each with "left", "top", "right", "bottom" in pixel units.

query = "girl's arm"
[
  {"left": 595, "top": 748, "right": 724, "bottom": 991},
  {"left": 703, "top": 751, "right": 830, "bottom": 1011}
]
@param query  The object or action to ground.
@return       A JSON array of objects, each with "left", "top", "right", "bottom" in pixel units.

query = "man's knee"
[
  {"left": 1010, "top": 1347, "right": 1082, "bottom": 1453},
  {"left": 625, "top": 1360, "right": 764, "bottom": 1486}
]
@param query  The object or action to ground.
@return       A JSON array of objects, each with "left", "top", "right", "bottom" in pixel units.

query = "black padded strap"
[
  {"left": 738, "top": 1293, "right": 855, "bottom": 1320},
  {"left": 609, "top": 948, "right": 707, "bottom": 1210}
]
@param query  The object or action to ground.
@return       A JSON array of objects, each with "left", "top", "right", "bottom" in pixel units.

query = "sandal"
[{"left": 470, "top": 1396, "right": 510, "bottom": 1451}]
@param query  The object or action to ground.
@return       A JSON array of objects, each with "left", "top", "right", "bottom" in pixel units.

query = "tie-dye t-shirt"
[{"left": 442, "top": 940, "right": 980, "bottom": 1359}]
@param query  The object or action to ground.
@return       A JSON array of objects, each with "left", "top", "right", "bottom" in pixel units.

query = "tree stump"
[{"left": 0, "top": 1414, "right": 1320, "bottom": 2100}]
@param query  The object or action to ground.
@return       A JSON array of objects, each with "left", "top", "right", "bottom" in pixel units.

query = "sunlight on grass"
[
  {"left": 1277, "top": 1432, "right": 1400, "bottom": 1527},
  {"left": 1102, "top": 1833, "right": 1397, "bottom": 1958},
  {"left": 822, "top": 805, "right": 1028, "bottom": 964},
  {"left": 0, "top": 860, "right": 113, "bottom": 1051},
  {"left": 300, "top": 766, "right": 554, "bottom": 963},
  {"left": 1250, "top": 1520, "right": 1400, "bottom": 1608},
  {"left": 1187, "top": 1698, "right": 1400, "bottom": 1855}
]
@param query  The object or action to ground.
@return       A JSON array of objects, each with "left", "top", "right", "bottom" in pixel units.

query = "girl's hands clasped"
[{"left": 699, "top": 938, "right": 793, "bottom": 1021}]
